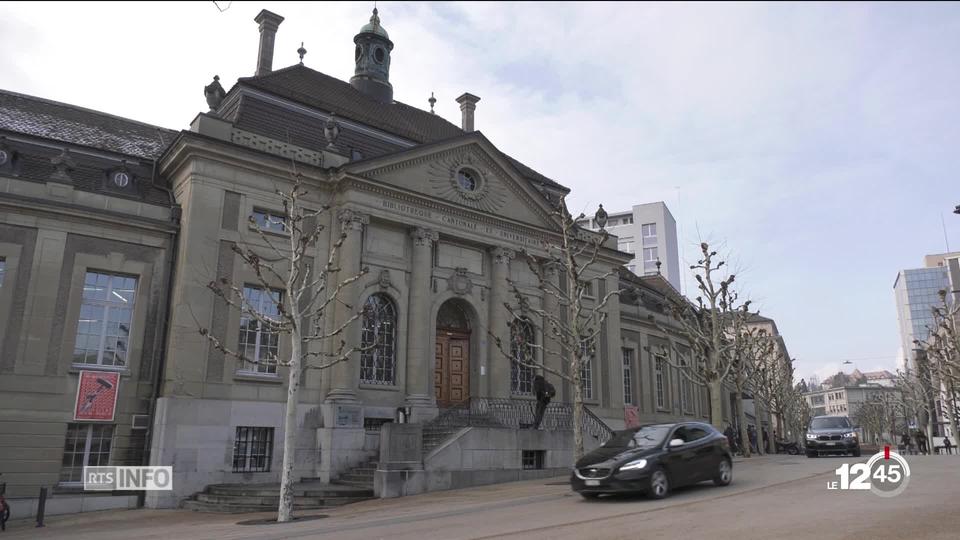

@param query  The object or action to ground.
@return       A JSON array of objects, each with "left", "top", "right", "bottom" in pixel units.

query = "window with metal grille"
[
  {"left": 360, "top": 294, "right": 397, "bottom": 385},
  {"left": 510, "top": 319, "right": 535, "bottom": 395},
  {"left": 60, "top": 423, "right": 114, "bottom": 483},
  {"left": 522, "top": 450, "right": 545, "bottom": 470},
  {"left": 238, "top": 286, "right": 282, "bottom": 375},
  {"left": 622, "top": 348, "right": 634, "bottom": 405},
  {"left": 232, "top": 426, "right": 274, "bottom": 473},
  {"left": 74, "top": 272, "right": 137, "bottom": 367},
  {"left": 655, "top": 355, "right": 666, "bottom": 409}
]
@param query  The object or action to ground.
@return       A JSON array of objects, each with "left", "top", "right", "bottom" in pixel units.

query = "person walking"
[
  {"left": 748, "top": 425, "right": 759, "bottom": 454},
  {"left": 762, "top": 428, "right": 770, "bottom": 453},
  {"left": 943, "top": 436, "right": 953, "bottom": 455},
  {"left": 724, "top": 424, "right": 737, "bottom": 454},
  {"left": 531, "top": 375, "right": 555, "bottom": 429},
  {"left": 916, "top": 430, "right": 929, "bottom": 455}
]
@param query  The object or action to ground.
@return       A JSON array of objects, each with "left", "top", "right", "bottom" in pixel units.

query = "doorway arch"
[{"left": 435, "top": 299, "right": 473, "bottom": 407}]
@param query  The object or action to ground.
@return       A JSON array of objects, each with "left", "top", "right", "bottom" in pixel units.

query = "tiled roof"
[
  {"left": 235, "top": 65, "right": 567, "bottom": 191},
  {"left": 0, "top": 88, "right": 176, "bottom": 159}
]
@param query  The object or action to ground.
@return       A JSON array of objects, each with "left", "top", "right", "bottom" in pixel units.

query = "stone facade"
[{"left": 0, "top": 8, "right": 735, "bottom": 514}]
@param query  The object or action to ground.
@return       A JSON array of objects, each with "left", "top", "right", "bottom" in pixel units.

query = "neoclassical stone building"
[{"left": 0, "top": 8, "right": 742, "bottom": 513}]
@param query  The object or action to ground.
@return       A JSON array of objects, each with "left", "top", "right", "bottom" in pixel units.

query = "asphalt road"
[{"left": 7, "top": 454, "right": 960, "bottom": 540}]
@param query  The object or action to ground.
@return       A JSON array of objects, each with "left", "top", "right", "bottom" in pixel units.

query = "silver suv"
[{"left": 805, "top": 416, "right": 861, "bottom": 457}]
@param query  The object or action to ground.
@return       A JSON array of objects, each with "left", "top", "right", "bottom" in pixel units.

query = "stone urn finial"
[
  {"left": 594, "top": 204, "right": 608, "bottom": 230},
  {"left": 204, "top": 75, "right": 226, "bottom": 111}
]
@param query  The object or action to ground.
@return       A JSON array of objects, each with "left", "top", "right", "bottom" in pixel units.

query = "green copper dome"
[{"left": 359, "top": 8, "right": 389, "bottom": 39}]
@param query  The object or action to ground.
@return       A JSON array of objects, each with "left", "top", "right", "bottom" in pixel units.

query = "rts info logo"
[{"left": 826, "top": 447, "right": 911, "bottom": 498}]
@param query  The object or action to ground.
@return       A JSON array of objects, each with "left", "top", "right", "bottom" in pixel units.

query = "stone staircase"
[
  {"left": 423, "top": 424, "right": 466, "bottom": 455},
  {"left": 181, "top": 480, "right": 374, "bottom": 513},
  {"left": 332, "top": 458, "right": 378, "bottom": 488}
]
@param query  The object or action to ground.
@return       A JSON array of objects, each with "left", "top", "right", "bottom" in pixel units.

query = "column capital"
[
  {"left": 489, "top": 246, "right": 515, "bottom": 265},
  {"left": 410, "top": 227, "right": 439, "bottom": 247},
  {"left": 337, "top": 208, "right": 369, "bottom": 231}
]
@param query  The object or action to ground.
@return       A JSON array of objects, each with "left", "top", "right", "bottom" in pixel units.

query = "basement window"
[
  {"left": 522, "top": 450, "right": 545, "bottom": 470},
  {"left": 233, "top": 426, "right": 274, "bottom": 473}
]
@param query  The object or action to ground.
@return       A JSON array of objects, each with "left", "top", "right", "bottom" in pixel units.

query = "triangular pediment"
[{"left": 342, "top": 133, "right": 559, "bottom": 230}]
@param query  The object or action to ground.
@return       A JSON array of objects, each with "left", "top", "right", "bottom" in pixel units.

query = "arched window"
[
  {"left": 360, "top": 294, "right": 397, "bottom": 385},
  {"left": 510, "top": 319, "right": 535, "bottom": 395}
]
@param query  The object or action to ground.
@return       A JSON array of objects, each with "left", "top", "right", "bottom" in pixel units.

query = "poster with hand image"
[{"left": 74, "top": 370, "right": 120, "bottom": 421}]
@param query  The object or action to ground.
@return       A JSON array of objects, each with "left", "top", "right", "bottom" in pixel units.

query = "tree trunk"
[
  {"left": 948, "top": 384, "right": 959, "bottom": 456},
  {"left": 735, "top": 390, "right": 750, "bottom": 458},
  {"left": 708, "top": 379, "right": 724, "bottom": 430},
  {"left": 572, "top": 358, "right": 584, "bottom": 460},
  {"left": 277, "top": 333, "right": 302, "bottom": 522}
]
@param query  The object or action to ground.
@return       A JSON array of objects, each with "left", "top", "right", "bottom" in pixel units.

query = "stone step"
[
  {"left": 206, "top": 483, "right": 372, "bottom": 498},
  {"left": 182, "top": 500, "right": 326, "bottom": 514},
  {"left": 332, "top": 478, "right": 374, "bottom": 488},
  {"left": 339, "top": 472, "right": 373, "bottom": 483},
  {"left": 195, "top": 493, "right": 364, "bottom": 507}
]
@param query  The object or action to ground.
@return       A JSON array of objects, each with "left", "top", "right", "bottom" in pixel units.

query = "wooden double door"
[{"left": 434, "top": 330, "right": 470, "bottom": 407}]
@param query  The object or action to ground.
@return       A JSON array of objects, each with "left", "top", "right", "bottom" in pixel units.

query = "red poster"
[
  {"left": 74, "top": 371, "right": 120, "bottom": 421},
  {"left": 624, "top": 406, "right": 640, "bottom": 429}
]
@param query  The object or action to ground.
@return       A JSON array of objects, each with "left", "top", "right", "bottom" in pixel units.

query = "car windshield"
[
  {"left": 605, "top": 425, "right": 673, "bottom": 449},
  {"left": 810, "top": 417, "right": 850, "bottom": 430}
]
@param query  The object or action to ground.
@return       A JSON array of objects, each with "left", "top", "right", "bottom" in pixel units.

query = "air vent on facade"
[{"left": 132, "top": 414, "right": 151, "bottom": 430}]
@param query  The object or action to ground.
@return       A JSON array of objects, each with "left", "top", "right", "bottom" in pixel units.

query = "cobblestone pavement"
[{"left": 5, "top": 454, "right": 959, "bottom": 540}]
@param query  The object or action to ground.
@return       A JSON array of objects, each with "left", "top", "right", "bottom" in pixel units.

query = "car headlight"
[
  {"left": 843, "top": 432, "right": 857, "bottom": 439},
  {"left": 619, "top": 458, "right": 648, "bottom": 471},
  {"left": 806, "top": 433, "right": 817, "bottom": 440}
]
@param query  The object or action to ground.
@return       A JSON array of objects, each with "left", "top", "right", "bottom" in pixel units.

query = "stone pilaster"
[
  {"left": 405, "top": 227, "right": 438, "bottom": 416},
  {"left": 541, "top": 262, "right": 564, "bottom": 392},
  {"left": 324, "top": 208, "right": 369, "bottom": 404},
  {"left": 488, "top": 246, "right": 515, "bottom": 398}
]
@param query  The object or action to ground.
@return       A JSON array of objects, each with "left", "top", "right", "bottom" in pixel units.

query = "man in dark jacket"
[{"left": 532, "top": 375, "right": 556, "bottom": 429}]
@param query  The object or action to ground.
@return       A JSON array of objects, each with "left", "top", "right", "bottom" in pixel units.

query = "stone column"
[
  {"left": 324, "top": 208, "right": 368, "bottom": 404},
  {"left": 405, "top": 227, "right": 438, "bottom": 417},
  {"left": 488, "top": 246, "right": 515, "bottom": 398}
]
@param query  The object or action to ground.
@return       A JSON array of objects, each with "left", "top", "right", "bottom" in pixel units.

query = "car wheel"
[
  {"left": 648, "top": 468, "right": 670, "bottom": 499},
  {"left": 713, "top": 458, "right": 732, "bottom": 486},
  {"left": 853, "top": 448, "right": 861, "bottom": 458},
  {"left": 580, "top": 492, "right": 601, "bottom": 500}
]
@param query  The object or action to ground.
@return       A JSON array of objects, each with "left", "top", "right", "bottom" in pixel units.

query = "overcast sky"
[{"left": 3, "top": 1, "right": 959, "bottom": 383}]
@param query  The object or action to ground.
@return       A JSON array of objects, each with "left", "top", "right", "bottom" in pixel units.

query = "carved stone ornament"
[
  {"left": 324, "top": 113, "right": 341, "bottom": 149},
  {"left": 490, "top": 246, "right": 515, "bottom": 265},
  {"left": 337, "top": 208, "right": 369, "bottom": 231},
  {"left": 447, "top": 267, "right": 473, "bottom": 296},
  {"left": 49, "top": 148, "right": 77, "bottom": 183},
  {"left": 410, "top": 227, "right": 439, "bottom": 247},
  {"left": 378, "top": 269, "right": 392, "bottom": 290},
  {"left": 204, "top": 75, "right": 226, "bottom": 111},
  {"left": 426, "top": 150, "right": 507, "bottom": 213}
]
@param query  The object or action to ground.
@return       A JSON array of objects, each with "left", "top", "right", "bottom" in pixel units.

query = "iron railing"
[{"left": 425, "top": 397, "right": 614, "bottom": 444}]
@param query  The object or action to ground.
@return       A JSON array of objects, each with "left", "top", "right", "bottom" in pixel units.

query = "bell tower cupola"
[{"left": 350, "top": 8, "right": 394, "bottom": 103}]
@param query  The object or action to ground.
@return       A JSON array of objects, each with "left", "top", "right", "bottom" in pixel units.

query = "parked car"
[
  {"left": 570, "top": 422, "right": 733, "bottom": 500},
  {"left": 805, "top": 416, "right": 861, "bottom": 457}
]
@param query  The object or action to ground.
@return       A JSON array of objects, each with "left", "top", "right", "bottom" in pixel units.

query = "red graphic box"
[{"left": 74, "top": 371, "right": 120, "bottom": 421}]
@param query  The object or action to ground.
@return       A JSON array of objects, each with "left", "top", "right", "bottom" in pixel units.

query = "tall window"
[
  {"left": 680, "top": 373, "right": 689, "bottom": 412},
  {"left": 238, "top": 286, "right": 282, "bottom": 375},
  {"left": 643, "top": 247, "right": 659, "bottom": 274},
  {"left": 360, "top": 294, "right": 397, "bottom": 385},
  {"left": 580, "top": 340, "right": 594, "bottom": 401},
  {"left": 74, "top": 272, "right": 137, "bottom": 367},
  {"left": 655, "top": 354, "right": 666, "bottom": 409},
  {"left": 622, "top": 348, "right": 634, "bottom": 405},
  {"left": 251, "top": 208, "right": 287, "bottom": 234},
  {"left": 618, "top": 240, "right": 634, "bottom": 254},
  {"left": 510, "top": 320, "right": 535, "bottom": 395},
  {"left": 232, "top": 426, "right": 274, "bottom": 473},
  {"left": 641, "top": 223, "right": 657, "bottom": 243},
  {"left": 60, "top": 423, "right": 114, "bottom": 483}
]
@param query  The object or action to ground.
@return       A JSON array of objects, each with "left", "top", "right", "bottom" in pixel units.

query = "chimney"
[
  {"left": 455, "top": 93, "right": 481, "bottom": 132},
  {"left": 254, "top": 10, "right": 285, "bottom": 76}
]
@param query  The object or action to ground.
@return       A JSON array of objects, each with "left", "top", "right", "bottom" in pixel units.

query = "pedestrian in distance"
[
  {"left": 762, "top": 427, "right": 770, "bottom": 452},
  {"left": 916, "top": 430, "right": 929, "bottom": 455},
  {"left": 724, "top": 424, "right": 737, "bottom": 454},
  {"left": 943, "top": 436, "right": 953, "bottom": 455},
  {"left": 531, "top": 375, "right": 555, "bottom": 430}
]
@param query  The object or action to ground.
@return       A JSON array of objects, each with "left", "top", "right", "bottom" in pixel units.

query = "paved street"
[{"left": 5, "top": 454, "right": 959, "bottom": 540}]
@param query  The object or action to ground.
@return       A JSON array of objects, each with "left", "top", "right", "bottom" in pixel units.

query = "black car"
[
  {"left": 570, "top": 422, "right": 733, "bottom": 500},
  {"left": 805, "top": 416, "right": 861, "bottom": 457}
]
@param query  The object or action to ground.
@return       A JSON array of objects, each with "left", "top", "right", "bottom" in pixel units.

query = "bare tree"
[
  {"left": 197, "top": 171, "right": 371, "bottom": 522},
  {"left": 747, "top": 332, "right": 795, "bottom": 453},
  {"left": 646, "top": 242, "right": 754, "bottom": 430},
  {"left": 785, "top": 383, "right": 811, "bottom": 443},
  {"left": 490, "top": 197, "right": 619, "bottom": 459},
  {"left": 915, "top": 289, "right": 960, "bottom": 447}
]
